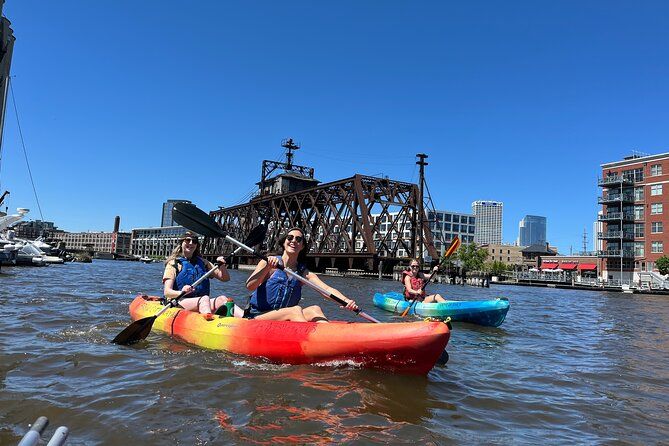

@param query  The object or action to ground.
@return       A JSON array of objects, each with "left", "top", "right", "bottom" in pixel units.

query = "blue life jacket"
[
  {"left": 174, "top": 256, "right": 210, "bottom": 297},
  {"left": 249, "top": 256, "right": 306, "bottom": 312}
]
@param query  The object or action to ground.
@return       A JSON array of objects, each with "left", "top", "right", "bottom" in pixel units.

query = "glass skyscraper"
[
  {"left": 518, "top": 215, "right": 547, "bottom": 246},
  {"left": 161, "top": 199, "right": 191, "bottom": 227}
]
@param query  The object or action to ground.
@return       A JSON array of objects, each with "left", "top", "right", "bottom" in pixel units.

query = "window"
[
  {"left": 635, "top": 223, "right": 644, "bottom": 238},
  {"left": 635, "top": 242, "right": 645, "bottom": 257},
  {"left": 507, "top": 249, "right": 510, "bottom": 254},
  {"left": 652, "top": 241, "right": 664, "bottom": 253},
  {"left": 444, "top": 223, "right": 451, "bottom": 231},
  {"left": 452, "top": 215, "right": 460, "bottom": 223},
  {"left": 651, "top": 184, "right": 663, "bottom": 196},
  {"left": 624, "top": 168, "right": 644, "bottom": 182},
  {"left": 651, "top": 203, "right": 663, "bottom": 215},
  {"left": 492, "top": 249, "right": 495, "bottom": 253},
  {"left": 635, "top": 187, "right": 644, "bottom": 201},
  {"left": 469, "top": 217, "right": 475, "bottom": 225},
  {"left": 444, "top": 214, "right": 452, "bottom": 222},
  {"left": 651, "top": 164, "right": 663, "bottom": 176},
  {"left": 652, "top": 222, "right": 663, "bottom": 233},
  {"left": 635, "top": 205, "right": 645, "bottom": 219},
  {"left": 453, "top": 224, "right": 459, "bottom": 232}
]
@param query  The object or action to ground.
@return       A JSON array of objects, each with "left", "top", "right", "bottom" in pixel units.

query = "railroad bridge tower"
[{"left": 203, "top": 140, "right": 437, "bottom": 273}]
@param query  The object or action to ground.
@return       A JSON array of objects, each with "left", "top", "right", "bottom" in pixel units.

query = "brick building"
[{"left": 599, "top": 152, "right": 669, "bottom": 284}]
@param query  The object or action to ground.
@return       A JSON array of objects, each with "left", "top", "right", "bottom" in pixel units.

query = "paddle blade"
[
  {"left": 444, "top": 236, "right": 461, "bottom": 259},
  {"left": 111, "top": 316, "right": 157, "bottom": 345},
  {"left": 172, "top": 202, "right": 227, "bottom": 238},
  {"left": 401, "top": 301, "right": 413, "bottom": 317},
  {"left": 244, "top": 223, "right": 268, "bottom": 248}
]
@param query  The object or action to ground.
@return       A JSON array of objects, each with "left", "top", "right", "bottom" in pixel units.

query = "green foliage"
[
  {"left": 450, "top": 243, "right": 488, "bottom": 272},
  {"left": 485, "top": 260, "right": 509, "bottom": 276},
  {"left": 656, "top": 256, "right": 669, "bottom": 275}
]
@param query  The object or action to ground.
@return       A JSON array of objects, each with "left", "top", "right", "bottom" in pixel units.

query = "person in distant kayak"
[
  {"left": 245, "top": 227, "right": 358, "bottom": 322},
  {"left": 402, "top": 259, "right": 447, "bottom": 303},
  {"left": 163, "top": 231, "right": 232, "bottom": 314}
]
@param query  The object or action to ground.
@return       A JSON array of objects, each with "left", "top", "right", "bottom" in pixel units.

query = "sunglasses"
[
  {"left": 183, "top": 238, "right": 198, "bottom": 244},
  {"left": 410, "top": 265, "right": 419, "bottom": 268},
  {"left": 286, "top": 234, "right": 303, "bottom": 243}
]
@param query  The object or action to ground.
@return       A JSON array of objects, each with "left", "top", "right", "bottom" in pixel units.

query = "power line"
[{"left": 10, "top": 77, "right": 44, "bottom": 220}]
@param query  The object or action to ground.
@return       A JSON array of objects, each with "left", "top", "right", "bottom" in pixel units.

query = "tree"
[
  {"left": 656, "top": 256, "right": 669, "bottom": 275},
  {"left": 451, "top": 243, "right": 488, "bottom": 272},
  {"left": 485, "top": 260, "right": 509, "bottom": 276}
]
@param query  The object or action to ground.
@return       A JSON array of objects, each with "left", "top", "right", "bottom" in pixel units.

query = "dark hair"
[{"left": 277, "top": 227, "right": 309, "bottom": 265}]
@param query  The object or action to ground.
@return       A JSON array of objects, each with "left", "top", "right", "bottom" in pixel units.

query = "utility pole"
[{"left": 416, "top": 153, "right": 428, "bottom": 264}]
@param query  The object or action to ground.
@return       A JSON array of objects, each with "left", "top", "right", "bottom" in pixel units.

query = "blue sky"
[{"left": 1, "top": 1, "right": 668, "bottom": 254}]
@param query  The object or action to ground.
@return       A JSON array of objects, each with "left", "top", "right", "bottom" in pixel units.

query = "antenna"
[
  {"left": 582, "top": 228, "right": 587, "bottom": 254},
  {"left": 281, "top": 138, "right": 300, "bottom": 171}
]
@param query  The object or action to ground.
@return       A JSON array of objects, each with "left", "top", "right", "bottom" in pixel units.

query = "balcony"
[
  {"left": 598, "top": 176, "right": 634, "bottom": 187},
  {"left": 597, "top": 231, "right": 635, "bottom": 240},
  {"left": 597, "top": 193, "right": 635, "bottom": 205},
  {"left": 597, "top": 249, "right": 634, "bottom": 258},
  {"left": 598, "top": 212, "right": 636, "bottom": 222}
]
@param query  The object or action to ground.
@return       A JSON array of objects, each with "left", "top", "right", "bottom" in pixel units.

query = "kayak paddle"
[
  {"left": 111, "top": 224, "right": 267, "bottom": 345},
  {"left": 172, "top": 202, "right": 381, "bottom": 323},
  {"left": 401, "top": 235, "right": 461, "bottom": 317}
]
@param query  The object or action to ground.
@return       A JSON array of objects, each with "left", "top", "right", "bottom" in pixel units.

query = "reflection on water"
[{"left": 1, "top": 261, "right": 668, "bottom": 444}]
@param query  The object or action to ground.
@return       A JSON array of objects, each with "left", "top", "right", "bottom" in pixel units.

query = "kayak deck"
[
  {"left": 128, "top": 295, "right": 450, "bottom": 374},
  {"left": 373, "top": 291, "right": 510, "bottom": 327}
]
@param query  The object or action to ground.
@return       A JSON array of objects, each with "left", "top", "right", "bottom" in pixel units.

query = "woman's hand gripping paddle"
[
  {"left": 172, "top": 202, "right": 381, "bottom": 323},
  {"left": 401, "top": 236, "right": 461, "bottom": 317},
  {"left": 111, "top": 224, "right": 267, "bottom": 345}
]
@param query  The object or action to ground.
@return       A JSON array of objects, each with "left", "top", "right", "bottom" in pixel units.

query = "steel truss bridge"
[{"left": 203, "top": 174, "right": 437, "bottom": 272}]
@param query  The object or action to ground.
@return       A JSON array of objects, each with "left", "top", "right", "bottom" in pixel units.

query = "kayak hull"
[
  {"left": 128, "top": 295, "right": 450, "bottom": 375},
  {"left": 373, "top": 291, "right": 510, "bottom": 327}
]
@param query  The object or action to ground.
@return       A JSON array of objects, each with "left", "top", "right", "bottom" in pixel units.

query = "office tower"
[
  {"left": 518, "top": 215, "right": 547, "bottom": 246},
  {"left": 161, "top": 199, "right": 191, "bottom": 227},
  {"left": 472, "top": 200, "right": 503, "bottom": 244}
]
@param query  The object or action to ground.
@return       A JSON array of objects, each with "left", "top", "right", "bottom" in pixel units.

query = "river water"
[{"left": 1, "top": 260, "right": 668, "bottom": 445}]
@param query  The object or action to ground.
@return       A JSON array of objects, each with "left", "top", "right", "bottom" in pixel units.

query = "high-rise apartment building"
[
  {"left": 598, "top": 153, "right": 669, "bottom": 284},
  {"left": 161, "top": 199, "right": 191, "bottom": 227},
  {"left": 472, "top": 200, "right": 503, "bottom": 244},
  {"left": 518, "top": 215, "right": 546, "bottom": 246}
]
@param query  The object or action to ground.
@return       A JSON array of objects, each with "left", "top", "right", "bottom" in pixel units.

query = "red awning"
[
  {"left": 578, "top": 263, "right": 597, "bottom": 271},
  {"left": 561, "top": 263, "right": 578, "bottom": 271},
  {"left": 540, "top": 262, "right": 559, "bottom": 270}
]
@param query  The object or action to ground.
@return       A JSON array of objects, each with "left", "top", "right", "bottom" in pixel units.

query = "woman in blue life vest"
[
  {"left": 163, "top": 232, "right": 232, "bottom": 314},
  {"left": 245, "top": 227, "right": 358, "bottom": 322}
]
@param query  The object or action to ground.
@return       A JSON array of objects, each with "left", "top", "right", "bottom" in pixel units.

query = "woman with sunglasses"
[
  {"left": 162, "top": 231, "right": 232, "bottom": 314},
  {"left": 245, "top": 227, "right": 359, "bottom": 322},
  {"left": 403, "top": 259, "right": 447, "bottom": 303}
]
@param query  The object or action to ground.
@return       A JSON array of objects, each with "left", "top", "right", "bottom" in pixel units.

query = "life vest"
[
  {"left": 402, "top": 270, "right": 425, "bottom": 299},
  {"left": 250, "top": 256, "right": 307, "bottom": 312},
  {"left": 174, "top": 256, "right": 211, "bottom": 297}
]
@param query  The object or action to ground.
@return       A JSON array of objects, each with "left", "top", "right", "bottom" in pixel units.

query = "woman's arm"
[
  {"left": 209, "top": 257, "right": 230, "bottom": 282},
  {"left": 305, "top": 271, "right": 359, "bottom": 311},
  {"left": 162, "top": 263, "right": 193, "bottom": 300},
  {"left": 245, "top": 258, "right": 276, "bottom": 291}
]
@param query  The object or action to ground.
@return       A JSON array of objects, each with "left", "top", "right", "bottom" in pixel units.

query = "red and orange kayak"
[{"left": 129, "top": 295, "right": 450, "bottom": 374}]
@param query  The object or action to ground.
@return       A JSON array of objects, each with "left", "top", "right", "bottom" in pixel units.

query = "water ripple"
[{"left": 0, "top": 261, "right": 668, "bottom": 444}]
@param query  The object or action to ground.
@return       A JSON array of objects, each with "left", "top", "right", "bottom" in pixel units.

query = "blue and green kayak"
[{"left": 373, "top": 291, "right": 510, "bottom": 327}]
